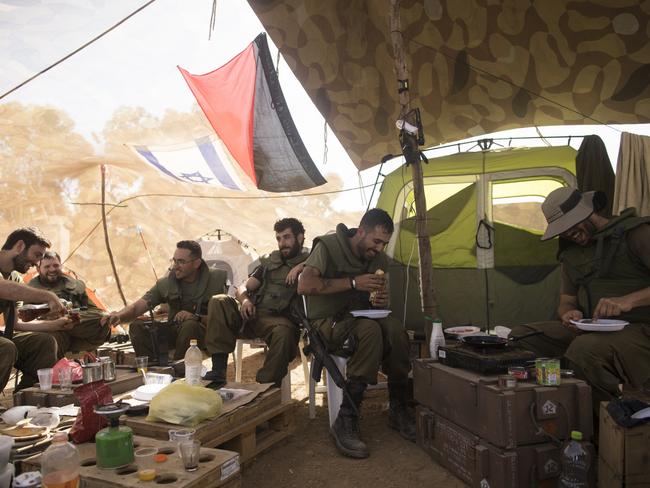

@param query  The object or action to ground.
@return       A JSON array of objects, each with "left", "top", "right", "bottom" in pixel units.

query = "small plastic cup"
[
  {"left": 37, "top": 368, "right": 53, "bottom": 391},
  {"left": 179, "top": 440, "right": 201, "bottom": 472},
  {"left": 168, "top": 428, "right": 195, "bottom": 457},
  {"left": 58, "top": 366, "right": 73, "bottom": 390},
  {"left": 135, "top": 447, "right": 158, "bottom": 481},
  {"left": 135, "top": 356, "right": 148, "bottom": 381}
]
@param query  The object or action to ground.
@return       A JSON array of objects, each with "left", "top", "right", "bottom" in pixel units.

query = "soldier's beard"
[{"left": 12, "top": 252, "right": 32, "bottom": 273}]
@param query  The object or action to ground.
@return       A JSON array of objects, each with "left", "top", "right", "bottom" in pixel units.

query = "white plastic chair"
[
  {"left": 302, "top": 295, "right": 348, "bottom": 425},
  {"left": 233, "top": 336, "right": 309, "bottom": 403}
]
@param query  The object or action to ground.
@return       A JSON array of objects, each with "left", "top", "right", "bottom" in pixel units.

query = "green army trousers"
[
  {"left": 205, "top": 294, "right": 299, "bottom": 385},
  {"left": 511, "top": 321, "right": 650, "bottom": 412},
  {"left": 312, "top": 315, "right": 411, "bottom": 385},
  {"left": 49, "top": 309, "right": 111, "bottom": 358},
  {"left": 0, "top": 332, "right": 57, "bottom": 391},
  {"left": 129, "top": 317, "right": 205, "bottom": 361}
]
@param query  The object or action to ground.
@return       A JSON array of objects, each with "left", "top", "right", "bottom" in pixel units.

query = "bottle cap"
[{"left": 570, "top": 430, "right": 582, "bottom": 441}]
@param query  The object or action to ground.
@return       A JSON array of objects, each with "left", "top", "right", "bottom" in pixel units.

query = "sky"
[{"left": 2, "top": 0, "right": 650, "bottom": 211}]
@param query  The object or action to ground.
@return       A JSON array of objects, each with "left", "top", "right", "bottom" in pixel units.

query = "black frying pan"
[{"left": 459, "top": 331, "right": 543, "bottom": 350}]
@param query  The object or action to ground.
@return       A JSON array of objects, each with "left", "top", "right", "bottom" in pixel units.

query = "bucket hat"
[{"left": 541, "top": 187, "right": 595, "bottom": 241}]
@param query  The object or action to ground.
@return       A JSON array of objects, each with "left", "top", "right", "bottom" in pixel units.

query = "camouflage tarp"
[{"left": 249, "top": 0, "right": 650, "bottom": 170}]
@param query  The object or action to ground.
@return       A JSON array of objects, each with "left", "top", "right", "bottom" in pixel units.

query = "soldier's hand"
[
  {"left": 240, "top": 299, "right": 256, "bottom": 320},
  {"left": 101, "top": 312, "right": 121, "bottom": 327},
  {"left": 50, "top": 317, "right": 75, "bottom": 331},
  {"left": 46, "top": 293, "right": 66, "bottom": 318},
  {"left": 174, "top": 310, "right": 195, "bottom": 323},
  {"left": 560, "top": 309, "right": 583, "bottom": 332},
  {"left": 353, "top": 273, "right": 385, "bottom": 293},
  {"left": 593, "top": 296, "right": 631, "bottom": 321},
  {"left": 370, "top": 289, "right": 389, "bottom": 308},
  {"left": 285, "top": 263, "right": 305, "bottom": 285}
]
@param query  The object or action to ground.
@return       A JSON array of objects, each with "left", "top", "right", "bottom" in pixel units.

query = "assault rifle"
[{"left": 294, "top": 296, "right": 358, "bottom": 416}]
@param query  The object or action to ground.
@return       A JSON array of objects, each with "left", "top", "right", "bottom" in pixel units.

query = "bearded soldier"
[
  {"left": 203, "top": 218, "right": 309, "bottom": 388},
  {"left": 298, "top": 209, "right": 415, "bottom": 459},
  {"left": 29, "top": 251, "right": 110, "bottom": 357},
  {"left": 512, "top": 188, "right": 650, "bottom": 413}
]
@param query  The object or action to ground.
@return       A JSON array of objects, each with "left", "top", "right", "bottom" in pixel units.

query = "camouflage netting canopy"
[{"left": 249, "top": 0, "right": 650, "bottom": 170}]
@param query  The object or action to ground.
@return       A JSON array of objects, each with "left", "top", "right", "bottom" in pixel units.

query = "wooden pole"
[
  {"left": 101, "top": 164, "right": 128, "bottom": 307},
  {"left": 388, "top": 0, "right": 437, "bottom": 348}
]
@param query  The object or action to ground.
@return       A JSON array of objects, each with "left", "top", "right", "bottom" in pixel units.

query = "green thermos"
[{"left": 94, "top": 403, "right": 134, "bottom": 469}]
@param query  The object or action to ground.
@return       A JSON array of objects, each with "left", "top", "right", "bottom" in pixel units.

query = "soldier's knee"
[
  {"left": 180, "top": 319, "right": 203, "bottom": 336},
  {"left": 0, "top": 340, "right": 18, "bottom": 365}
]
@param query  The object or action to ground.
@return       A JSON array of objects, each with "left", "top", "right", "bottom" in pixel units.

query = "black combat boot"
[
  {"left": 330, "top": 379, "right": 368, "bottom": 459},
  {"left": 387, "top": 381, "right": 416, "bottom": 442},
  {"left": 203, "top": 353, "right": 228, "bottom": 389}
]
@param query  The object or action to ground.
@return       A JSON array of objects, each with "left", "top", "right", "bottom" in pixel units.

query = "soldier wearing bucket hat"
[{"left": 512, "top": 187, "right": 650, "bottom": 414}]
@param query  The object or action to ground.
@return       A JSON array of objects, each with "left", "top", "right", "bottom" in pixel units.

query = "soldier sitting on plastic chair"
[
  {"left": 298, "top": 208, "right": 415, "bottom": 459},
  {"left": 203, "top": 218, "right": 309, "bottom": 388}
]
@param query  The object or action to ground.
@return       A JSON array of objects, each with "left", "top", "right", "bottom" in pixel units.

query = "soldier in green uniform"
[
  {"left": 1, "top": 228, "right": 66, "bottom": 392},
  {"left": 204, "top": 218, "right": 308, "bottom": 388},
  {"left": 298, "top": 209, "right": 414, "bottom": 459},
  {"left": 28, "top": 251, "right": 110, "bottom": 358},
  {"left": 511, "top": 188, "right": 650, "bottom": 412},
  {"left": 103, "top": 240, "right": 228, "bottom": 361}
]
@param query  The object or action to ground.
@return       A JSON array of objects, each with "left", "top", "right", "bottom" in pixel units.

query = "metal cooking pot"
[
  {"left": 460, "top": 331, "right": 543, "bottom": 350},
  {"left": 82, "top": 362, "right": 103, "bottom": 384}
]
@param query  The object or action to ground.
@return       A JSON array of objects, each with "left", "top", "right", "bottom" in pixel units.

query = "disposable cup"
[
  {"left": 179, "top": 440, "right": 201, "bottom": 472},
  {"left": 168, "top": 428, "right": 195, "bottom": 457},
  {"left": 135, "top": 447, "right": 158, "bottom": 481},
  {"left": 37, "top": 368, "right": 53, "bottom": 391},
  {"left": 58, "top": 366, "right": 73, "bottom": 389}
]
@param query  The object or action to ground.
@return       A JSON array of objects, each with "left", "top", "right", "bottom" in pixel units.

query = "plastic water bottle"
[
  {"left": 41, "top": 432, "right": 80, "bottom": 488},
  {"left": 558, "top": 430, "right": 591, "bottom": 487},
  {"left": 184, "top": 339, "right": 203, "bottom": 386},
  {"left": 429, "top": 319, "right": 446, "bottom": 359}
]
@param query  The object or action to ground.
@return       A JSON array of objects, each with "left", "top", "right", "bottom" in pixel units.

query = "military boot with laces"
[{"left": 329, "top": 379, "right": 368, "bottom": 458}]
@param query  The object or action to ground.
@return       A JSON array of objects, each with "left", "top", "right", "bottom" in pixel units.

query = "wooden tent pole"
[
  {"left": 101, "top": 164, "right": 128, "bottom": 307},
  {"left": 389, "top": 0, "right": 437, "bottom": 348}
]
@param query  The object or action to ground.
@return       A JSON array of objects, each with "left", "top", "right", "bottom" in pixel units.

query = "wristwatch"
[{"left": 350, "top": 277, "right": 356, "bottom": 290}]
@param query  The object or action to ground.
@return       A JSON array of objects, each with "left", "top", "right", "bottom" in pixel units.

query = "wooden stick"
[
  {"left": 101, "top": 165, "right": 128, "bottom": 306},
  {"left": 388, "top": 0, "right": 437, "bottom": 350}
]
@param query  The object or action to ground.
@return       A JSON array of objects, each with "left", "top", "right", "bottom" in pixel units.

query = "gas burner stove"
[{"left": 438, "top": 342, "right": 536, "bottom": 375}]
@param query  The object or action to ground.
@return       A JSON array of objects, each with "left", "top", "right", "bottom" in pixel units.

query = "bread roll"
[{"left": 370, "top": 269, "right": 385, "bottom": 303}]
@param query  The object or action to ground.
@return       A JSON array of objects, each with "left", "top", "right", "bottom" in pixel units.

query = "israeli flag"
[{"left": 130, "top": 135, "right": 248, "bottom": 191}]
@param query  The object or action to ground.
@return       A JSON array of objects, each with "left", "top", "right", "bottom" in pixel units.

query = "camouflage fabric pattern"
[{"left": 249, "top": 0, "right": 650, "bottom": 169}]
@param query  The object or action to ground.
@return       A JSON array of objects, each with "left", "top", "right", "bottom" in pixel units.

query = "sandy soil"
[{"left": 232, "top": 345, "right": 465, "bottom": 488}]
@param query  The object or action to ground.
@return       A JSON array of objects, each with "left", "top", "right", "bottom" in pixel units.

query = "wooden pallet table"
[
  {"left": 126, "top": 387, "right": 294, "bottom": 466},
  {"left": 21, "top": 435, "right": 241, "bottom": 488},
  {"left": 13, "top": 370, "right": 145, "bottom": 408}
]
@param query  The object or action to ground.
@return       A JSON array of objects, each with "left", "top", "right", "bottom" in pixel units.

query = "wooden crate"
[
  {"left": 598, "top": 401, "right": 650, "bottom": 487},
  {"left": 13, "top": 370, "right": 145, "bottom": 408},
  {"left": 126, "top": 388, "right": 294, "bottom": 466},
  {"left": 21, "top": 435, "right": 241, "bottom": 488}
]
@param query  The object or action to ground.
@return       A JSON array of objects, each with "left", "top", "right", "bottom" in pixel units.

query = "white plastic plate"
[
  {"left": 570, "top": 319, "right": 629, "bottom": 332},
  {"left": 350, "top": 309, "right": 391, "bottom": 319}
]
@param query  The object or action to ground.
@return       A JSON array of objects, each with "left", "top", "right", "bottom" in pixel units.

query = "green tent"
[{"left": 377, "top": 145, "right": 577, "bottom": 332}]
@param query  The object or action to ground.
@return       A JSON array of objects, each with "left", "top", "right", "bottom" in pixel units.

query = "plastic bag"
[
  {"left": 146, "top": 382, "right": 222, "bottom": 427},
  {"left": 69, "top": 381, "right": 113, "bottom": 443},
  {"left": 52, "top": 358, "right": 83, "bottom": 384}
]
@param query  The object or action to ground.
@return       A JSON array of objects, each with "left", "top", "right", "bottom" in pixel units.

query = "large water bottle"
[
  {"left": 184, "top": 339, "right": 203, "bottom": 386},
  {"left": 41, "top": 432, "right": 80, "bottom": 488},
  {"left": 558, "top": 430, "right": 591, "bottom": 487},
  {"left": 429, "top": 319, "right": 446, "bottom": 359}
]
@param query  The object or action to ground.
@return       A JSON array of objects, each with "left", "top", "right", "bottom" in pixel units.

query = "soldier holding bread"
[{"left": 298, "top": 208, "right": 414, "bottom": 459}]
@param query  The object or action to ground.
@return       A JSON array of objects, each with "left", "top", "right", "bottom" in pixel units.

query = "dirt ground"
[{"left": 234, "top": 345, "right": 465, "bottom": 488}]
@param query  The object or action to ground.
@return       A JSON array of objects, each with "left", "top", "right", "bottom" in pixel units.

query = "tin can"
[
  {"left": 508, "top": 366, "right": 528, "bottom": 380},
  {"left": 498, "top": 375, "right": 517, "bottom": 389},
  {"left": 99, "top": 356, "right": 116, "bottom": 382},
  {"left": 536, "top": 358, "right": 561, "bottom": 386},
  {"left": 82, "top": 362, "right": 103, "bottom": 384}
]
